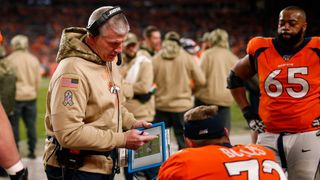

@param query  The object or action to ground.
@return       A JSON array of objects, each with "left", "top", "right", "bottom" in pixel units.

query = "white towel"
[{"left": 125, "top": 55, "right": 150, "bottom": 84}]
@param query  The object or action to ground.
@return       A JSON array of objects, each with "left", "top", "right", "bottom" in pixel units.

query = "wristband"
[
  {"left": 241, "top": 106, "right": 255, "bottom": 123},
  {"left": 5, "top": 160, "right": 24, "bottom": 175}
]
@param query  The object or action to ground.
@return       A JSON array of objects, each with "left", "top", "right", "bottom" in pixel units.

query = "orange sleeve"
[
  {"left": 246, "top": 37, "right": 267, "bottom": 55},
  {"left": 158, "top": 154, "right": 188, "bottom": 180}
]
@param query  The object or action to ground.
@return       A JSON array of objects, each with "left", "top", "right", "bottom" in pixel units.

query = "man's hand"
[
  {"left": 124, "top": 129, "right": 157, "bottom": 150},
  {"left": 132, "top": 120, "right": 152, "bottom": 129},
  {"left": 242, "top": 106, "right": 265, "bottom": 133}
]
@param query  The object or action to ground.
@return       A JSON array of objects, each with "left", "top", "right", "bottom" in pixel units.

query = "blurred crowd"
[{"left": 0, "top": 1, "right": 268, "bottom": 77}]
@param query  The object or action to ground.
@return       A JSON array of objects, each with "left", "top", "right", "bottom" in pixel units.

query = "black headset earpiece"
[{"left": 86, "top": 6, "right": 123, "bottom": 37}]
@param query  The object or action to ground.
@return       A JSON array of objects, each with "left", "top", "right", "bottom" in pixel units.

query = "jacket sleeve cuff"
[{"left": 114, "top": 132, "right": 126, "bottom": 148}]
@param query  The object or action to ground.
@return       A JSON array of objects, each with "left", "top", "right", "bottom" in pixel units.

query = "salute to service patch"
[
  {"left": 63, "top": 90, "right": 74, "bottom": 106},
  {"left": 61, "top": 77, "right": 79, "bottom": 88}
]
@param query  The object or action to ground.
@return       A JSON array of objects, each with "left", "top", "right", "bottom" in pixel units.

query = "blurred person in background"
[
  {"left": 196, "top": 32, "right": 210, "bottom": 58},
  {"left": 194, "top": 28, "right": 238, "bottom": 131},
  {"left": 158, "top": 105, "right": 286, "bottom": 179},
  {"left": 152, "top": 31, "right": 205, "bottom": 149},
  {"left": 0, "top": 32, "right": 16, "bottom": 124},
  {"left": 43, "top": 6, "right": 156, "bottom": 180},
  {"left": 180, "top": 37, "right": 200, "bottom": 61},
  {"left": 120, "top": 32, "right": 156, "bottom": 180},
  {"left": 138, "top": 25, "right": 161, "bottom": 58},
  {"left": 180, "top": 37, "right": 201, "bottom": 90},
  {"left": 7, "top": 34, "right": 41, "bottom": 159},
  {"left": 120, "top": 32, "right": 155, "bottom": 123},
  {"left": 0, "top": 31, "right": 28, "bottom": 180}
]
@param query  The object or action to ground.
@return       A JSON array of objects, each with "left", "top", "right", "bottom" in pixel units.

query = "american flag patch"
[{"left": 61, "top": 77, "right": 79, "bottom": 88}]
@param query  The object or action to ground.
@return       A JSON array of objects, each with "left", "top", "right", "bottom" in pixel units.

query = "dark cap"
[{"left": 184, "top": 106, "right": 225, "bottom": 140}]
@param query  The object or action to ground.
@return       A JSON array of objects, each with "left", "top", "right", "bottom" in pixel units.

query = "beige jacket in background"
[
  {"left": 137, "top": 43, "right": 155, "bottom": 59},
  {"left": 153, "top": 45, "right": 205, "bottom": 112},
  {"left": 43, "top": 27, "right": 137, "bottom": 174},
  {"left": 120, "top": 55, "right": 155, "bottom": 122},
  {"left": 195, "top": 46, "right": 238, "bottom": 106},
  {"left": 7, "top": 49, "right": 40, "bottom": 101}
]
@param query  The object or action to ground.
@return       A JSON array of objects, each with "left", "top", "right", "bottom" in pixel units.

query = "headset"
[
  {"left": 86, "top": 6, "right": 124, "bottom": 65},
  {"left": 86, "top": 6, "right": 123, "bottom": 37}
]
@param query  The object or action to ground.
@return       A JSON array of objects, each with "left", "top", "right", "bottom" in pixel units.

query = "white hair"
[{"left": 87, "top": 6, "right": 130, "bottom": 36}]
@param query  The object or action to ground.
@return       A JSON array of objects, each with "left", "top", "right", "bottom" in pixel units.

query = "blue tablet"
[{"left": 128, "top": 122, "right": 167, "bottom": 173}]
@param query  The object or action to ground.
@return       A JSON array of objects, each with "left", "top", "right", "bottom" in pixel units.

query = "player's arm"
[
  {"left": 0, "top": 103, "right": 28, "bottom": 179},
  {"left": 227, "top": 55, "right": 265, "bottom": 134},
  {"left": 227, "top": 55, "right": 254, "bottom": 109},
  {"left": 0, "top": 103, "right": 21, "bottom": 168}
]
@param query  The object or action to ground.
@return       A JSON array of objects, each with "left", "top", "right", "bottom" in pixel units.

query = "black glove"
[
  {"left": 242, "top": 106, "right": 265, "bottom": 133},
  {"left": 9, "top": 168, "right": 28, "bottom": 180},
  {"left": 133, "top": 92, "right": 152, "bottom": 103}
]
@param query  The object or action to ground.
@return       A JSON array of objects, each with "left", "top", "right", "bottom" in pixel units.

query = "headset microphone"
[{"left": 116, "top": 53, "right": 122, "bottom": 66}]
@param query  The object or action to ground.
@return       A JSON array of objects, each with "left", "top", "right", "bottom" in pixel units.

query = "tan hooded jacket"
[
  {"left": 152, "top": 40, "right": 205, "bottom": 112},
  {"left": 195, "top": 46, "right": 238, "bottom": 106},
  {"left": 0, "top": 57, "right": 16, "bottom": 114},
  {"left": 120, "top": 55, "right": 155, "bottom": 122},
  {"left": 7, "top": 35, "right": 40, "bottom": 101},
  {"left": 43, "top": 27, "right": 137, "bottom": 174}
]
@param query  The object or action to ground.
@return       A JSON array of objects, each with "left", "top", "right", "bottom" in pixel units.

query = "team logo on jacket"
[{"left": 63, "top": 90, "right": 74, "bottom": 106}]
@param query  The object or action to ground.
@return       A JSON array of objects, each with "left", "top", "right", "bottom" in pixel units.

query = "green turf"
[{"left": 18, "top": 78, "right": 248, "bottom": 140}]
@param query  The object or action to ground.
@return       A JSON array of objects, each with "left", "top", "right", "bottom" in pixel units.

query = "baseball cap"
[{"left": 124, "top": 32, "right": 138, "bottom": 47}]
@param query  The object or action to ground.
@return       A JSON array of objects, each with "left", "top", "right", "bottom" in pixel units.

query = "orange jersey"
[
  {"left": 247, "top": 37, "right": 320, "bottom": 133},
  {"left": 158, "top": 144, "right": 285, "bottom": 180}
]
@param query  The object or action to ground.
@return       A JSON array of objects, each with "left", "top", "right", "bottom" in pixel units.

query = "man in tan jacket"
[
  {"left": 120, "top": 32, "right": 155, "bottom": 122},
  {"left": 138, "top": 25, "right": 161, "bottom": 58},
  {"left": 43, "top": 6, "right": 156, "bottom": 180},
  {"left": 194, "top": 28, "right": 238, "bottom": 131},
  {"left": 152, "top": 31, "right": 205, "bottom": 149},
  {"left": 7, "top": 34, "right": 41, "bottom": 159}
]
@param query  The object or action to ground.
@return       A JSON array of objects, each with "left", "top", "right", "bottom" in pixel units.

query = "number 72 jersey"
[
  {"left": 158, "top": 144, "right": 286, "bottom": 180},
  {"left": 247, "top": 37, "right": 320, "bottom": 133}
]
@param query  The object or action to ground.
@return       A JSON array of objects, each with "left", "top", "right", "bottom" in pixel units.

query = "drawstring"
[{"left": 277, "top": 133, "right": 287, "bottom": 169}]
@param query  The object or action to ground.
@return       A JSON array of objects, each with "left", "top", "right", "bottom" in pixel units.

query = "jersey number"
[
  {"left": 225, "top": 159, "right": 286, "bottom": 179},
  {"left": 264, "top": 67, "right": 309, "bottom": 98}
]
